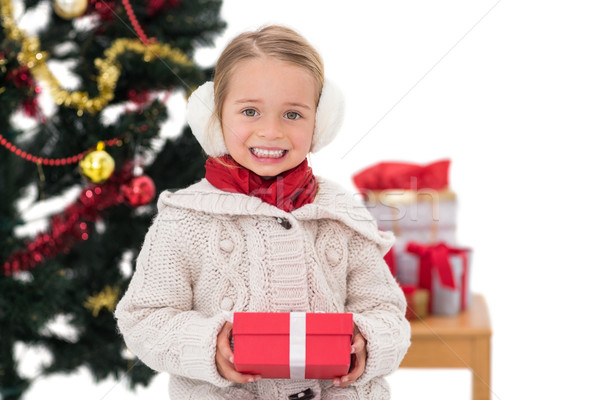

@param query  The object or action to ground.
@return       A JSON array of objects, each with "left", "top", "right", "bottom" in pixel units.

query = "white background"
[{"left": 19, "top": 0, "right": 600, "bottom": 399}]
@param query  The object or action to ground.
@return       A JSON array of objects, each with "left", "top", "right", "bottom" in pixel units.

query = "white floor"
[{"left": 23, "top": 367, "right": 473, "bottom": 400}]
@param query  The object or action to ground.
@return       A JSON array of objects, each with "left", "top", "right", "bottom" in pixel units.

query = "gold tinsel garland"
[{"left": 0, "top": 0, "right": 194, "bottom": 115}]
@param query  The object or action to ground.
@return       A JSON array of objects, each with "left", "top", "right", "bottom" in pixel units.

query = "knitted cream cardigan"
[{"left": 115, "top": 177, "right": 411, "bottom": 400}]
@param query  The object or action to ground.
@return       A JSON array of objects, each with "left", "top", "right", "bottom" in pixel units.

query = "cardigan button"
[
  {"left": 276, "top": 217, "right": 292, "bottom": 229},
  {"left": 326, "top": 247, "right": 342, "bottom": 265},
  {"left": 219, "top": 239, "right": 234, "bottom": 253},
  {"left": 220, "top": 297, "right": 234, "bottom": 311},
  {"left": 289, "top": 389, "right": 315, "bottom": 400}
]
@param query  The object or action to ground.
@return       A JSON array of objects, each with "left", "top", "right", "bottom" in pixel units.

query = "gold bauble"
[
  {"left": 79, "top": 142, "right": 115, "bottom": 183},
  {"left": 53, "top": 0, "right": 88, "bottom": 19}
]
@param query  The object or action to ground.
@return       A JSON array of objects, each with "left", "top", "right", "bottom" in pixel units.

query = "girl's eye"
[
  {"left": 285, "top": 111, "right": 300, "bottom": 120},
  {"left": 242, "top": 109, "right": 258, "bottom": 117}
]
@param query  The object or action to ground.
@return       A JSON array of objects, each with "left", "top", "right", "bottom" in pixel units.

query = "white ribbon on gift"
[{"left": 289, "top": 312, "right": 306, "bottom": 379}]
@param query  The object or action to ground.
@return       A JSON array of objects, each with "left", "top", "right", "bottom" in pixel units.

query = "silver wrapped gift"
[
  {"left": 430, "top": 248, "right": 472, "bottom": 315},
  {"left": 394, "top": 241, "right": 472, "bottom": 316},
  {"left": 364, "top": 189, "right": 457, "bottom": 244}
]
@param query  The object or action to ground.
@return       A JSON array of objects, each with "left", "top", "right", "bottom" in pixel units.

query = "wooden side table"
[{"left": 399, "top": 294, "right": 492, "bottom": 400}]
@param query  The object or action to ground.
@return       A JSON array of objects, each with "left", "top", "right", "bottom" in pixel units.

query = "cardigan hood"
[{"left": 157, "top": 177, "right": 394, "bottom": 253}]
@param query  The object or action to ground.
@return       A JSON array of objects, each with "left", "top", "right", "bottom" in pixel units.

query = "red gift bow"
[
  {"left": 352, "top": 159, "right": 450, "bottom": 194},
  {"left": 406, "top": 242, "right": 469, "bottom": 313}
]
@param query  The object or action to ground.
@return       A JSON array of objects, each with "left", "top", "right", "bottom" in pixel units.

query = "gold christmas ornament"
[
  {"left": 84, "top": 286, "right": 119, "bottom": 317},
  {"left": 53, "top": 0, "right": 88, "bottom": 19},
  {"left": 79, "top": 141, "right": 115, "bottom": 183}
]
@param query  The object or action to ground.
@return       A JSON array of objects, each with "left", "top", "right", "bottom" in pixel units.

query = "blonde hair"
[{"left": 212, "top": 25, "right": 325, "bottom": 126}]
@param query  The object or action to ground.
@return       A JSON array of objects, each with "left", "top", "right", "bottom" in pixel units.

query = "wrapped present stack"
[{"left": 353, "top": 159, "right": 472, "bottom": 318}]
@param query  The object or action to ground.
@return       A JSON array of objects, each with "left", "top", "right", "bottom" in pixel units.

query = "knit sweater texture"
[{"left": 115, "top": 177, "right": 411, "bottom": 399}]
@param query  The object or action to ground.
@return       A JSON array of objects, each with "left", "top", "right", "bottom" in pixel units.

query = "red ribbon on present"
[
  {"left": 352, "top": 159, "right": 450, "bottom": 195},
  {"left": 406, "top": 242, "right": 470, "bottom": 312},
  {"left": 383, "top": 246, "right": 396, "bottom": 277}
]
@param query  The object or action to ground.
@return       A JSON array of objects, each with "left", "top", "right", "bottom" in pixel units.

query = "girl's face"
[{"left": 221, "top": 57, "right": 318, "bottom": 178}]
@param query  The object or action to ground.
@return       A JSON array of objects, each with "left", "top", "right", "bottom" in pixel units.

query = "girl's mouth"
[{"left": 250, "top": 147, "right": 288, "bottom": 159}]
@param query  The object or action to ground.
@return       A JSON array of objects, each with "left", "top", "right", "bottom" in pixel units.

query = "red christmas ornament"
[
  {"left": 147, "top": 0, "right": 180, "bottom": 16},
  {"left": 7, "top": 66, "right": 34, "bottom": 88},
  {"left": 127, "top": 89, "right": 151, "bottom": 105},
  {"left": 22, "top": 97, "right": 41, "bottom": 119},
  {"left": 121, "top": 175, "right": 156, "bottom": 207},
  {"left": 5, "top": 66, "right": 43, "bottom": 119},
  {"left": 90, "top": 0, "right": 116, "bottom": 21}
]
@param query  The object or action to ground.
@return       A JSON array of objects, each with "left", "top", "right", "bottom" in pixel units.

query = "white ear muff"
[
  {"left": 186, "top": 81, "right": 228, "bottom": 157},
  {"left": 312, "top": 79, "right": 345, "bottom": 153}
]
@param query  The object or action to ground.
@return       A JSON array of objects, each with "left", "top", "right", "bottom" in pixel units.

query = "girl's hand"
[
  {"left": 332, "top": 326, "right": 367, "bottom": 387},
  {"left": 215, "top": 321, "right": 262, "bottom": 384}
]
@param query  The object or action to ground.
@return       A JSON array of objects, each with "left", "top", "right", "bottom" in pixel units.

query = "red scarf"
[{"left": 205, "top": 156, "right": 318, "bottom": 212}]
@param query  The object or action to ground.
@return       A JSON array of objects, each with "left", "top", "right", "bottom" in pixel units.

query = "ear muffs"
[
  {"left": 312, "top": 80, "right": 345, "bottom": 153},
  {"left": 186, "top": 79, "right": 345, "bottom": 157},
  {"left": 186, "top": 82, "right": 227, "bottom": 157}
]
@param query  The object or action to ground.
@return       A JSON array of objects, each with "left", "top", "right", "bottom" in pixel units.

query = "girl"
[{"left": 115, "top": 25, "right": 410, "bottom": 400}]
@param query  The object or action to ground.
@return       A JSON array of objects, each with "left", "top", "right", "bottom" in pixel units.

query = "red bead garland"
[
  {"left": 122, "top": 0, "right": 153, "bottom": 45},
  {"left": 0, "top": 134, "right": 121, "bottom": 166}
]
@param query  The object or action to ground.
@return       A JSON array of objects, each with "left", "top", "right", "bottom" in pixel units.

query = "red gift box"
[
  {"left": 233, "top": 312, "right": 353, "bottom": 379},
  {"left": 406, "top": 241, "right": 471, "bottom": 315}
]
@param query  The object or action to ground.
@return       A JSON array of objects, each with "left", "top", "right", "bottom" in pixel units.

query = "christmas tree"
[{"left": 0, "top": 0, "right": 225, "bottom": 398}]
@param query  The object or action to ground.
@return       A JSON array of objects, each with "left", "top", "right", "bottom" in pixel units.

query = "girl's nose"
[{"left": 257, "top": 116, "right": 283, "bottom": 140}]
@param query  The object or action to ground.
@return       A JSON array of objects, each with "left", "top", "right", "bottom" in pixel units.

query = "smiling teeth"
[{"left": 251, "top": 148, "right": 286, "bottom": 158}]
